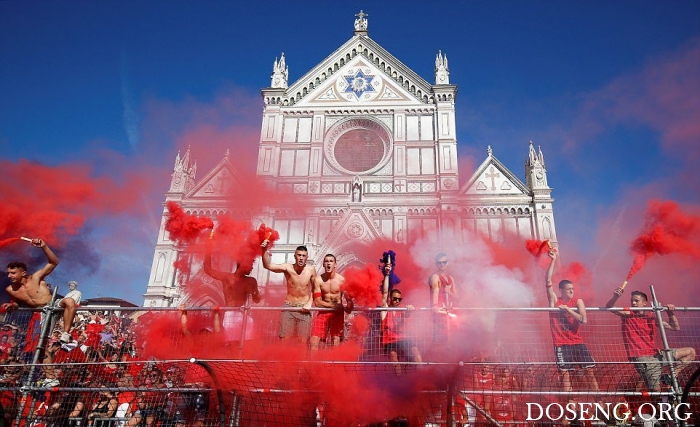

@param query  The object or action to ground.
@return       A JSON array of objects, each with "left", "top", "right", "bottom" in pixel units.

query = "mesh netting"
[{"left": 1, "top": 304, "right": 699, "bottom": 426}]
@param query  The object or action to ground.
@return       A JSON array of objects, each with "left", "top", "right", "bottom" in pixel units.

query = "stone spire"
[
  {"left": 353, "top": 10, "right": 368, "bottom": 35},
  {"left": 169, "top": 145, "right": 197, "bottom": 193},
  {"left": 271, "top": 53, "right": 289, "bottom": 89},
  {"left": 525, "top": 140, "right": 548, "bottom": 189},
  {"left": 435, "top": 50, "right": 450, "bottom": 84}
]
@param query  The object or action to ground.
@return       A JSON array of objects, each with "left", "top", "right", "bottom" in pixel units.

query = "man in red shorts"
[
  {"left": 309, "top": 254, "right": 352, "bottom": 351},
  {"left": 545, "top": 249, "right": 599, "bottom": 396}
]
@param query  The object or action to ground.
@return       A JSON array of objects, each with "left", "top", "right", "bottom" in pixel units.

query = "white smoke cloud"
[{"left": 409, "top": 228, "right": 536, "bottom": 310}]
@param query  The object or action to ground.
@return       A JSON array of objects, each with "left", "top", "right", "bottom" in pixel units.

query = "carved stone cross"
[{"left": 485, "top": 166, "right": 500, "bottom": 191}]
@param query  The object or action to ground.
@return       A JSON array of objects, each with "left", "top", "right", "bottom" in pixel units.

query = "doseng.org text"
[{"left": 526, "top": 402, "right": 691, "bottom": 422}]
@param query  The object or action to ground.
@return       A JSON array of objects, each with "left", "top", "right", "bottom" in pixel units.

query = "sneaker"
[{"left": 59, "top": 332, "right": 71, "bottom": 343}]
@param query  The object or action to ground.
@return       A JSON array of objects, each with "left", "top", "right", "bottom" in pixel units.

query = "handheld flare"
[
  {"left": 20, "top": 237, "right": 33, "bottom": 242},
  {"left": 620, "top": 280, "right": 628, "bottom": 290},
  {"left": 265, "top": 231, "right": 272, "bottom": 240},
  {"left": 546, "top": 240, "right": 553, "bottom": 249},
  {"left": 209, "top": 229, "right": 215, "bottom": 240}
]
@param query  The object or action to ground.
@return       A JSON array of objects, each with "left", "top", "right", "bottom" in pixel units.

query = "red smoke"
[
  {"left": 525, "top": 239, "right": 551, "bottom": 257},
  {"left": 0, "top": 159, "right": 146, "bottom": 245},
  {"left": 0, "top": 237, "right": 21, "bottom": 250},
  {"left": 206, "top": 216, "right": 280, "bottom": 272},
  {"left": 257, "top": 223, "right": 280, "bottom": 247},
  {"left": 555, "top": 261, "right": 594, "bottom": 302},
  {"left": 208, "top": 215, "right": 255, "bottom": 271},
  {"left": 626, "top": 200, "right": 700, "bottom": 280},
  {"left": 341, "top": 263, "right": 383, "bottom": 307},
  {"left": 525, "top": 239, "right": 552, "bottom": 268},
  {"left": 164, "top": 201, "right": 214, "bottom": 245}
]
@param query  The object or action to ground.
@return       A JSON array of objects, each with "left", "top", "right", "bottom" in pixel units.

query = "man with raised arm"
[
  {"left": 2, "top": 238, "right": 74, "bottom": 343},
  {"left": 203, "top": 250, "right": 261, "bottom": 342},
  {"left": 545, "top": 249, "right": 599, "bottom": 396},
  {"left": 310, "top": 254, "right": 352, "bottom": 351},
  {"left": 381, "top": 288, "right": 422, "bottom": 375},
  {"left": 606, "top": 286, "right": 696, "bottom": 393},
  {"left": 261, "top": 242, "right": 316, "bottom": 343}
]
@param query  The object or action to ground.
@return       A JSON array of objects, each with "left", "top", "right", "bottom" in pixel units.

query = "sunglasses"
[
  {"left": 391, "top": 297, "right": 403, "bottom": 302},
  {"left": 437, "top": 261, "right": 448, "bottom": 265}
]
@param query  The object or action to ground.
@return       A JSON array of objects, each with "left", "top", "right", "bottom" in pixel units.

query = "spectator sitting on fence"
[
  {"left": 381, "top": 289, "right": 422, "bottom": 375},
  {"left": 3, "top": 239, "right": 72, "bottom": 344},
  {"left": 606, "top": 287, "right": 696, "bottom": 393}
]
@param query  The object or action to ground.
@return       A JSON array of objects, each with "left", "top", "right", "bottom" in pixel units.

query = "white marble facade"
[{"left": 143, "top": 12, "right": 557, "bottom": 307}]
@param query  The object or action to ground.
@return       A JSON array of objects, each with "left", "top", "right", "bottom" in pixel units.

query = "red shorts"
[{"left": 311, "top": 311, "right": 344, "bottom": 340}]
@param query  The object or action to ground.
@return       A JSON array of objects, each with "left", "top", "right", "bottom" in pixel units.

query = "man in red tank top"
[
  {"left": 545, "top": 250, "right": 599, "bottom": 396},
  {"left": 606, "top": 287, "right": 696, "bottom": 392},
  {"left": 381, "top": 289, "right": 422, "bottom": 375},
  {"left": 428, "top": 253, "right": 461, "bottom": 345}
]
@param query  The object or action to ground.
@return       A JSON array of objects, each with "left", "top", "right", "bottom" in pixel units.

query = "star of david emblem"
[{"left": 343, "top": 70, "right": 375, "bottom": 98}]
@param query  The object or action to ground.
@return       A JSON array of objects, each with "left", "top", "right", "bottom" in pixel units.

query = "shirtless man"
[
  {"left": 2, "top": 239, "right": 74, "bottom": 343},
  {"left": 309, "top": 254, "right": 352, "bottom": 351},
  {"left": 261, "top": 243, "right": 316, "bottom": 343},
  {"left": 203, "top": 252, "right": 261, "bottom": 341}
]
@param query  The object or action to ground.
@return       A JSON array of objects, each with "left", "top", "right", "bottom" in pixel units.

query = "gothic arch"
[
  {"left": 542, "top": 217, "right": 553, "bottom": 240},
  {"left": 154, "top": 253, "right": 166, "bottom": 283}
]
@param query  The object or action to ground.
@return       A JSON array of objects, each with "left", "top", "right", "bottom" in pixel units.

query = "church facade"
[{"left": 143, "top": 12, "right": 557, "bottom": 307}]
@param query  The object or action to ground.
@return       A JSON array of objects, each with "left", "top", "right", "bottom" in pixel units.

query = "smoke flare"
[
  {"left": 341, "top": 263, "right": 383, "bottom": 307},
  {"left": 0, "top": 237, "right": 21, "bottom": 249},
  {"left": 626, "top": 200, "right": 700, "bottom": 280},
  {"left": 164, "top": 201, "right": 214, "bottom": 245}
]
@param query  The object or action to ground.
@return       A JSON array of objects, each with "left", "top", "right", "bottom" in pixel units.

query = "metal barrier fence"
[{"left": 1, "top": 292, "right": 699, "bottom": 426}]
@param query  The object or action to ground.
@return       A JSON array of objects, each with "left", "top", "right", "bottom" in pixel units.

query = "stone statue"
[
  {"left": 352, "top": 184, "right": 361, "bottom": 202},
  {"left": 354, "top": 10, "right": 368, "bottom": 31},
  {"left": 351, "top": 176, "right": 363, "bottom": 202}
]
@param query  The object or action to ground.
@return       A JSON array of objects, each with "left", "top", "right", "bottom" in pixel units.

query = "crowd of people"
[
  {"left": 1, "top": 237, "right": 698, "bottom": 426},
  {"left": 0, "top": 305, "right": 213, "bottom": 427}
]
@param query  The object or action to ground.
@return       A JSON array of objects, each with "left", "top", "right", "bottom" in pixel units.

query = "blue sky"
[{"left": 2, "top": 1, "right": 700, "bottom": 304}]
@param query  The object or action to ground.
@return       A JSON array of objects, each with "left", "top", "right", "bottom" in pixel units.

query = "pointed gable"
[
  {"left": 185, "top": 154, "right": 244, "bottom": 199},
  {"left": 283, "top": 35, "right": 434, "bottom": 107},
  {"left": 462, "top": 150, "right": 530, "bottom": 197},
  {"left": 296, "top": 56, "right": 421, "bottom": 107},
  {"left": 316, "top": 208, "right": 383, "bottom": 255}
]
